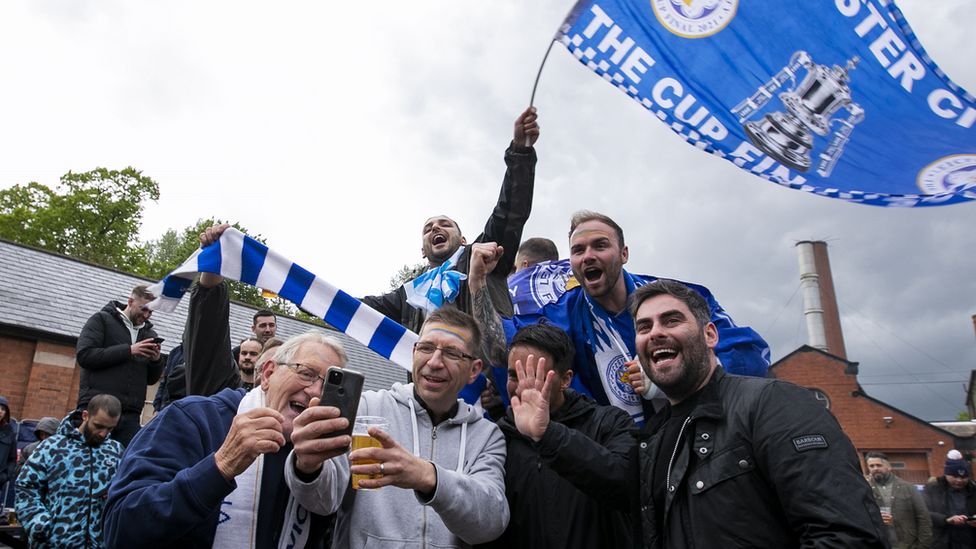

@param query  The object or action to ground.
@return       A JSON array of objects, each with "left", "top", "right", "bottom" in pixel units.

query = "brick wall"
[
  {"left": 22, "top": 341, "right": 80, "bottom": 419},
  {"left": 772, "top": 347, "right": 953, "bottom": 480},
  {"left": 2, "top": 333, "right": 160, "bottom": 425},
  {"left": 0, "top": 335, "right": 36, "bottom": 418}
]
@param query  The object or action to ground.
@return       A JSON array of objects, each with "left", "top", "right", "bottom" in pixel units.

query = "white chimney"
[{"left": 796, "top": 241, "right": 828, "bottom": 352}]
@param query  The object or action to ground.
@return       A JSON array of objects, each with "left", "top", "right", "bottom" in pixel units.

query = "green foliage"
[
  {"left": 957, "top": 411, "right": 972, "bottom": 421},
  {"left": 1, "top": 168, "right": 321, "bottom": 322},
  {"left": 0, "top": 167, "right": 159, "bottom": 270},
  {"left": 389, "top": 261, "right": 428, "bottom": 291}
]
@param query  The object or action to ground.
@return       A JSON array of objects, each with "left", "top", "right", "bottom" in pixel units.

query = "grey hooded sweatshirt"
[{"left": 286, "top": 382, "right": 509, "bottom": 548}]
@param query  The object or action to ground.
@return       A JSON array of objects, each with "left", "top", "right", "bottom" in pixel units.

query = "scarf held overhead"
[{"left": 146, "top": 228, "right": 416, "bottom": 370}]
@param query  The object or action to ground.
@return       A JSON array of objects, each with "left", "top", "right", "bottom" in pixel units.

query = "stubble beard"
[{"left": 648, "top": 331, "right": 712, "bottom": 402}]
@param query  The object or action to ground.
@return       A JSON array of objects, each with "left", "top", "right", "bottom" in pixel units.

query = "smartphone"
[
  {"left": 320, "top": 367, "right": 364, "bottom": 439},
  {"left": 151, "top": 337, "right": 165, "bottom": 345}
]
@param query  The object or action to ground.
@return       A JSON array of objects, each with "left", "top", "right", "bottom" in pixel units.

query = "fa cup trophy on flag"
[{"left": 732, "top": 51, "right": 864, "bottom": 178}]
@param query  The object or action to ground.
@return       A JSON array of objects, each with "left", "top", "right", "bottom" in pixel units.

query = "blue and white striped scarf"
[
  {"left": 403, "top": 247, "right": 466, "bottom": 315},
  {"left": 146, "top": 228, "right": 416, "bottom": 370}
]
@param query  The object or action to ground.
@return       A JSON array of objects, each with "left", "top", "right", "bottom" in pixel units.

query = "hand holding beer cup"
[
  {"left": 349, "top": 418, "right": 437, "bottom": 494},
  {"left": 349, "top": 416, "right": 390, "bottom": 490}
]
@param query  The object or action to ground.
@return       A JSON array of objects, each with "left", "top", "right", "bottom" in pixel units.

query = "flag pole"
[
  {"left": 528, "top": 38, "right": 557, "bottom": 108},
  {"left": 525, "top": 38, "right": 556, "bottom": 147}
]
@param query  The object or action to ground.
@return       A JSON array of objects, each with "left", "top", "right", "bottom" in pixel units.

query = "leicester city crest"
[
  {"left": 605, "top": 355, "right": 641, "bottom": 406},
  {"left": 650, "top": 0, "right": 737, "bottom": 39},
  {"left": 917, "top": 155, "right": 976, "bottom": 197}
]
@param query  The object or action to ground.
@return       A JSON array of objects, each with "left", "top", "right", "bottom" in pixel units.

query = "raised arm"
[
  {"left": 183, "top": 223, "right": 241, "bottom": 397},
  {"left": 476, "top": 107, "right": 539, "bottom": 277},
  {"left": 469, "top": 242, "right": 509, "bottom": 367}
]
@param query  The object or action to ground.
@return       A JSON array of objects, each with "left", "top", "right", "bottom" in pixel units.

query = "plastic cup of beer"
[{"left": 351, "top": 416, "right": 390, "bottom": 490}]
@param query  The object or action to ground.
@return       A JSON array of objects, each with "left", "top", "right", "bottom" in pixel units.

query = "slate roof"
[{"left": 0, "top": 238, "right": 406, "bottom": 392}]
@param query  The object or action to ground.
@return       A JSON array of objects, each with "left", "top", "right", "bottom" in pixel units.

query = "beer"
[{"left": 351, "top": 434, "right": 383, "bottom": 490}]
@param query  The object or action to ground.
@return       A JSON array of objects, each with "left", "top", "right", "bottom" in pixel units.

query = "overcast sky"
[{"left": 1, "top": 1, "right": 973, "bottom": 421}]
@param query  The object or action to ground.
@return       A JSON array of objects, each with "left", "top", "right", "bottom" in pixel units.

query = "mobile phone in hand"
[
  {"left": 151, "top": 337, "right": 164, "bottom": 345},
  {"left": 320, "top": 367, "right": 364, "bottom": 440}
]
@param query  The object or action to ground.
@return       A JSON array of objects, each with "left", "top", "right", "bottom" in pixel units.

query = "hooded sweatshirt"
[
  {"left": 15, "top": 411, "right": 123, "bottom": 548},
  {"left": 287, "top": 382, "right": 509, "bottom": 548}
]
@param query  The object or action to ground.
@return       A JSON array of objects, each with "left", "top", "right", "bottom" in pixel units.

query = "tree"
[
  {"left": 0, "top": 167, "right": 159, "bottom": 270},
  {"left": 389, "top": 261, "right": 428, "bottom": 291}
]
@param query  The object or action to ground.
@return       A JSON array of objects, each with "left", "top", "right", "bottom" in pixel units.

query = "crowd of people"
[{"left": 2, "top": 107, "right": 975, "bottom": 548}]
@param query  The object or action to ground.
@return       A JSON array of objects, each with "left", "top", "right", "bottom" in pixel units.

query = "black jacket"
[
  {"left": 362, "top": 143, "right": 536, "bottom": 333},
  {"left": 923, "top": 476, "right": 976, "bottom": 549},
  {"left": 480, "top": 390, "right": 637, "bottom": 549},
  {"left": 638, "top": 368, "right": 887, "bottom": 548},
  {"left": 76, "top": 301, "right": 164, "bottom": 413}
]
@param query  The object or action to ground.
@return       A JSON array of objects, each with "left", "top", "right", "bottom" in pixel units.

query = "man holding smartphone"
[
  {"left": 76, "top": 284, "right": 165, "bottom": 446},
  {"left": 286, "top": 307, "right": 509, "bottom": 548},
  {"left": 104, "top": 331, "right": 353, "bottom": 548}
]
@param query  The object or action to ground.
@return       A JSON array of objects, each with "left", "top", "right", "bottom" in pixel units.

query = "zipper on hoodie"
[
  {"left": 87, "top": 445, "right": 94, "bottom": 549},
  {"left": 421, "top": 424, "right": 439, "bottom": 549}
]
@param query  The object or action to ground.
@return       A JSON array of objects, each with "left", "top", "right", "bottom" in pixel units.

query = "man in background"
[
  {"left": 16, "top": 395, "right": 123, "bottom": 548},
  {"left": 76, "top": 285, "right": 164, "bottom": 446},
  {"left": 924, "top": 450, "right": 976, "bottom": 549},
  {"left": 867, "top": 451, "right": 932, "bottom": 548}
]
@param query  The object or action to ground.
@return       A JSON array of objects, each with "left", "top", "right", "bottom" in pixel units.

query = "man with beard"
[
  {"left": 866, "top": 451, "right": 932, "bottom": 548},
  {"left": 233, "top": 310, "right": 277, "bottom": 364},
  {"left": 238, "top": 337, "right": 263, "bottom": 390},
  {"left": 16, "top": 394, "right": 124, "bottom": 548},
  {"left": 511, "top": 211, "right": 769, "bottom": 424},
  {"left": 76, "top": 285, "right": 164, "bottom": 445},
  {"left": 630, "top": 279, "right": 886, "bottom": 548}
]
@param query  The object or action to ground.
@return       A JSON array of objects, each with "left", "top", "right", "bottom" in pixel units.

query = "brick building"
[
  {"left": 772, "top": 345, "right": 956, "bottom": 483},
  {"left": 0, "top": 238, "right": 405, "bottom": 424}
]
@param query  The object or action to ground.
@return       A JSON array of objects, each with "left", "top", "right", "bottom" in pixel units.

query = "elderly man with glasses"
[
  {"left": 103, "top": 330, "right": 354, "bottom": 549},
  {"left": 284, "top": 306, "right": 509, "bottom": 549}
]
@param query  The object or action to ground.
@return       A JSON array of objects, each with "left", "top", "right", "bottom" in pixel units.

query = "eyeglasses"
[
  {"left": 281, "top": 363, "right": 328, "bottom": 386},
  {"left": 413, "top": 342, "right": 476, "bottom": 363}
]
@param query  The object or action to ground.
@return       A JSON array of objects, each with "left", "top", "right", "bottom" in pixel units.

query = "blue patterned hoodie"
[{"left": 15, "top": 410, "right": 123, "bottom": 548}]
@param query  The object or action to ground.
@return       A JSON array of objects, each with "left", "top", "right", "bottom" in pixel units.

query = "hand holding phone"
[{"left": 320, "top": 367, "right": 365, "bottom": 440}]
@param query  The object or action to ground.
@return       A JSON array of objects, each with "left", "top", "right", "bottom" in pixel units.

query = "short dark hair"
[
  {"left": 88, "top": 394, "right": 122, "bottom": 418},
  {"left": 424, "top": 307, "right": 481, "bottom": 357},
  {"left": 569, "top": 210, "right": 625, "bottom": 248},
  {"left": 630, "top": 279, "right": 711, "bottom": 328},
  {"left": 130, "top": 285, "right": 155, "bottom": 300},
  {"left": 517, "top": 238, "right": 559, "bottom": 265},
  {"left": 510, "top": 324, "right": 575, "bottom": 375},
  {"left": 253, "top": 310, "right": 276, "bottom": 325},
  {"left": 866, "top": 452, "right": 890, "bottom": 463}
]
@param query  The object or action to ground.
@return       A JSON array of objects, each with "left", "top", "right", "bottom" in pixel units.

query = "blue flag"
[{"left": 558, "top": 1, "right": 976, "bottom": 207}]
